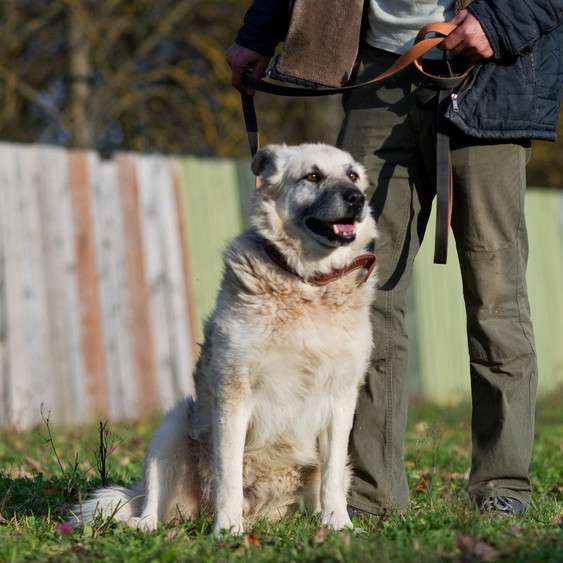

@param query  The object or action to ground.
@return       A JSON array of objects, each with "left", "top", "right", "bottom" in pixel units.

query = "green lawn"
[{"left": 0, "top": 394, "right": 561, "bottom": 562}]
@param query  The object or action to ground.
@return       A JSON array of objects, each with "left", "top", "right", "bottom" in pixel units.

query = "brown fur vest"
[{"left": 274, "top": 0, "right": 475, "bottom": 88}]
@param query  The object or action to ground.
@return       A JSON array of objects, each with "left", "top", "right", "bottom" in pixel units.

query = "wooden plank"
[
  {"left": 526, "top": 190, "right": 563, "bottom": 395},
  {"left": 0, "top": 144, "right": 22, "bottom": 428},
  {"left": 0, "top": 145, "right": 54, "bottom": 428},
  {"left": 116, "top": 154, "right": 158, "bottom": 415},
  {"left": 89, "top": 154, "right": 138, "bottom": 420},
  {"left": 234, "top": 158, "right": 256, "bottom": 229},
  {"left": 36, "top": 146, "right": 88, "bottom": 424},
  {"left": 411, "top": 190, "right": 563, "bottom": 404},
  {"left": 153, "top": 157, "right": 195, "bottom": 400},
  {"left": 179, "top": 157, "right": 245, "bottom": 336},
  {"left": 411, "top": 201, "right": 470, "bottom": 405},
  {"left": 171, "top": 160, "right": 199, "bottom": 365},
  {"left": 0, "top": 227, "right": 6, "bottom": 426},
  {"left": 68, "top": 150, "right": 108, "bottom": 418},
  {"left": 0, "top": 146, "right": 11, "bottom": 426},
  {"left": 136, "top": 155, "right": 194, "bottom": 410}
]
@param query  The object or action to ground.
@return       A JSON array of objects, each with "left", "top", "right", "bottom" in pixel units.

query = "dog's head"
[{"left": 251, "top": 144, "right": 377, "bottom": 276}]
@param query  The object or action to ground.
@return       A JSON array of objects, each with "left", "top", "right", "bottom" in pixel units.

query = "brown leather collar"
[{"left": 263, "top": 240, "right": 376, "bottom": 287}]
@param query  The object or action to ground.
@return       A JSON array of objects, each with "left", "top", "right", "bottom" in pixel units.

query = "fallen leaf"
[
  {"left": 243, "top": 534, "right": 261, "bottom": 547},
  {"left": 310, "top": 526, "right": 327, "bottom": 546},
  {"left": 414, "top": 475, "right": 430, "bottom": 493},
  {"left": 228, "top": 533, "right": 262, "bottom": 554},
  {"left": 457, "top": 532, "right": 500, "bottom": 562}
]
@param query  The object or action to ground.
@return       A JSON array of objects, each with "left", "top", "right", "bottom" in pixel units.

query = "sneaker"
[
  {"left": 477, "top": 496, "right": 526, "bottom": 517},
  {"left": 347, "top": 506, "right": 382, "bottom": 521}
]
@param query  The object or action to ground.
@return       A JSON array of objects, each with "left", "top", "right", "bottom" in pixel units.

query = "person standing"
[{"left": 227, "top": 0, "right": 563, "bottom": 517}]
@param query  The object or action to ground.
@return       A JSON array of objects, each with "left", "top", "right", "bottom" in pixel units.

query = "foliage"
[
  {"left": 528, "top": 112, "right": 563, "bottom": 188},
  {"left": 0, "top": 396, "right": 561, "bottom": 562},
  {"left": 0, "top": 0, "right": 339, "bottom": 157},
  {"left": 0, "top": 1, "right": 560, "bottom": 185}
]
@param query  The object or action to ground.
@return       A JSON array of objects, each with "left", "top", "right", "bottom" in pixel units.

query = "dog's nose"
[{"left": 341, "top": 188, "right": 365, "bottom": 210}]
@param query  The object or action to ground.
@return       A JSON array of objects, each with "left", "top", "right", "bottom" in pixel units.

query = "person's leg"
[
  {"left": 337, "top": 47, "right": 435, "bottom": 514},
  {"left": 450, "top": 140, "right": 537, "bottom": 508}
]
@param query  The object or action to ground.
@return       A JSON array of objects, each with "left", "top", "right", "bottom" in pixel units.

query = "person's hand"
[
  {"left": 226, "top": 43, "right": 271, "bottom": 95},
  {"left": 440, "top": 9, "right": 494, "bottom": 61}
]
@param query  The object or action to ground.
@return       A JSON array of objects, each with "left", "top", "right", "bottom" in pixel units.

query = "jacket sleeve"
[
  {"left": 235, "top": 0, "right": 291, "bottom": 57},
  {"left": 468, "top": 0, "right": 563, "bottom": 57}
]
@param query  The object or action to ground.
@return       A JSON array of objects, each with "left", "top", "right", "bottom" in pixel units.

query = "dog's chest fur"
[{"left": 194, "top": 233, "right": 375, "bottom": 464}]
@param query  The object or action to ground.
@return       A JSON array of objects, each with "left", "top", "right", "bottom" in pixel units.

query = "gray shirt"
[{"left": 366, "top": 1, "right": 456, "bottom": 55}]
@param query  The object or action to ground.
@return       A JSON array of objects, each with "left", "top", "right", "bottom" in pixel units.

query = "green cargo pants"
[{"left": 338, "top": 45, "right": 538, "bottom": 514}]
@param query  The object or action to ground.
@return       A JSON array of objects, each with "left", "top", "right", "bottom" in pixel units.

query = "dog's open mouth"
[{"left": 305, "top": 217, "right": 357, "bottom": 244}]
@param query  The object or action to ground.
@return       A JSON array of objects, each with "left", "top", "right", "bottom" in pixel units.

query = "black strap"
[
  {"left": 241, "top": 92, "right": 259, "bottom": 157},
  {"left": 434, "top": 89, "right": 454, "bottom": 265}
]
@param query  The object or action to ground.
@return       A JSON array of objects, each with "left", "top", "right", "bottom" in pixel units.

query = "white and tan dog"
[{"left": 72, "top": 143, "right": 378, "bottom": 535}]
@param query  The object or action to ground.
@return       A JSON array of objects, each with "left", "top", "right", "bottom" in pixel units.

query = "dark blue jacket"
[{"left": 235, "top": 0, "right": 563, "bottom": 141}]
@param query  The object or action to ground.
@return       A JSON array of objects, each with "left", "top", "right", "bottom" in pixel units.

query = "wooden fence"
[
  {"left": 0, "top": 143, "right": 561, "bottom": 429},
  {"left": 410, "top": 188, "right": 563, "bottom": 404}
]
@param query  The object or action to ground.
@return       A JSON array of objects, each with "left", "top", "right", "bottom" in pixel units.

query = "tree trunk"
[{"left": 68, "top": 5, "right": 95, "bottom": 149}]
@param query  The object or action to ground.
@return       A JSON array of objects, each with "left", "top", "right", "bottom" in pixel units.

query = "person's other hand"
[
  {"left": 440, "top": 9, "right": 494, "bottom": 61},
  {"left": 226, "top": 44, "right": 270, "bottom": 95}
]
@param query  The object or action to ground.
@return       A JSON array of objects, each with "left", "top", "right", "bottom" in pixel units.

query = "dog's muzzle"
[{"left": 304, "top": 186, "right": 366, "bottom": 246}]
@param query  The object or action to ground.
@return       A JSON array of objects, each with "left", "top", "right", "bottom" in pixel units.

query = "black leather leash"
[
  {"left": 240, "top": 23, "right": 473, "bottom": 264},
  {"left": 434, "top": 89, "right": 454, "bottom": 264}
]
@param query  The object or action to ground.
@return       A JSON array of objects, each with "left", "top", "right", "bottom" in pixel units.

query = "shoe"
[
  {"left": 477, "top": 496, "right": 526, "bottom": 517},
  {"left": 347, "top": 506, "right": 381, "bottom": 521}
]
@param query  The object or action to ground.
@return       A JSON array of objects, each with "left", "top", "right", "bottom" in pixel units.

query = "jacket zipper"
[{"left": 451, "top": 93, "right": 460, "bottom": 112}]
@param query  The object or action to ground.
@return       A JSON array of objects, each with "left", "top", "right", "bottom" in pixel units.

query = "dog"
[{"left": 71, "top": 143, "right": 378, "bottom": 535}]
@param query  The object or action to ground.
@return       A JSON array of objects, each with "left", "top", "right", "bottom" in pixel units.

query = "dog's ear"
[{"left": 251, "top": 145, "right": 285, "bottom": 186}]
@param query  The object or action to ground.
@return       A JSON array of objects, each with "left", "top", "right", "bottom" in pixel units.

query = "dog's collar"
[{"left": 262, "top": 240, "right": 377, "bottom": 287}]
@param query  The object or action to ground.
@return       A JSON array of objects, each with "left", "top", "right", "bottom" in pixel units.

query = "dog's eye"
[
  {"left": 348, "top": 171, "right": 359, "bottom": 182},
  {"left": 305, "top": 172, "right": 321, "bottom": 183}
]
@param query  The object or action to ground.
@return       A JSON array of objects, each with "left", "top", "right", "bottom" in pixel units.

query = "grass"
[{"left": 0, "top": 395, "right": 561, "bottom": 562}]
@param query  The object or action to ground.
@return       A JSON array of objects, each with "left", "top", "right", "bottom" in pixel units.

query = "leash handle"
[
  {"left": 241, "top": 22, "right": 472, "bottom": 161},
  {"left": 242, "top": 23, "right": 473, "bottom": 97}
]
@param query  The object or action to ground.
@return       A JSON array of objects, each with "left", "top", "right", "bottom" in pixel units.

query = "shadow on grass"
[
  {"left": 0, "top": 472, "right": 135, "bottom": 520},
  {"left": 0, "top": 473, "right": 77, "bottom": 519}
]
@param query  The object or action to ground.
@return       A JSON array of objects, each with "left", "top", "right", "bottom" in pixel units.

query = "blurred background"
[{"left": 0, "top": 1, "right": 561, "bottom": 429}]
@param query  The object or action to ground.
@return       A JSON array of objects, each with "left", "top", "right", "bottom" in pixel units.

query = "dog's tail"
[{"left": 69, "top": 482, "right": 144, "bottom": 525}]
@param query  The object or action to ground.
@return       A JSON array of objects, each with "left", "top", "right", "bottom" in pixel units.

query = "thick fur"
[{"left": 71, "top": 144, "right": 378, "bottom": 534}]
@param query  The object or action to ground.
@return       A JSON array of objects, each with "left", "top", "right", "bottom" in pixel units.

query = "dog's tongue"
[{"left": 333, "top": 223, "right": 355, "bottom": 236}]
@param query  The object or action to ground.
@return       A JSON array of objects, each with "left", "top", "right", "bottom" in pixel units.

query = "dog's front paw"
[
  {"left": 321, "top": 509, "right": 353, "bottom": 530},
  {"left": 213, "top": 514, "right": 244, "bottom": 537},
  {"left": 127, "top": 514, "right": 158, "bottom": 532}
]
